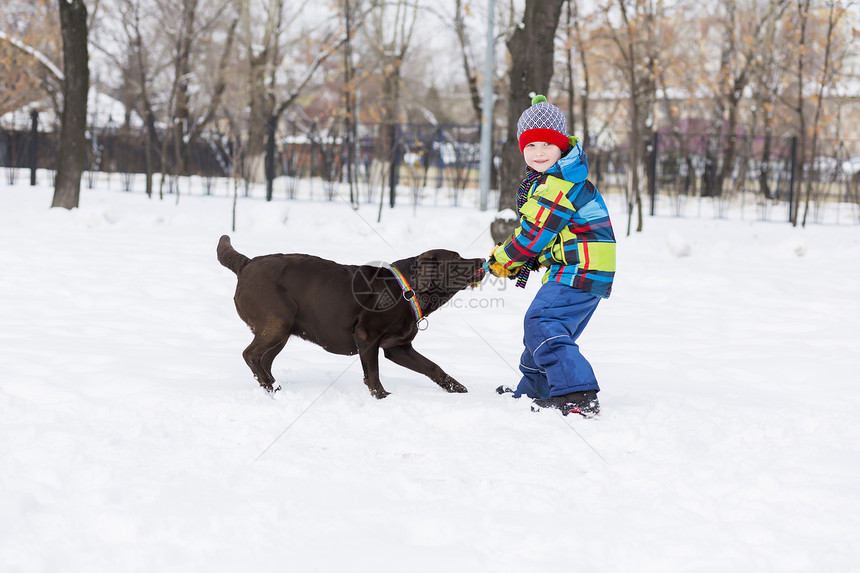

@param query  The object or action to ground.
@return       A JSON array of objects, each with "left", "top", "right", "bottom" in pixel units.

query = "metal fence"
[{"left": 3, "top": 115, "right": 859, "bottom": 224}]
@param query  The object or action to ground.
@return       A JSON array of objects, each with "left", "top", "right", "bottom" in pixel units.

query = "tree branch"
[{"left": 0, "top": 30, "right": 65, "bottom": 83}]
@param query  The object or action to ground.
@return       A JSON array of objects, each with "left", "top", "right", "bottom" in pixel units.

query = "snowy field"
[{"left": 2, "top": 175, "right": 860, "bottom": 572}]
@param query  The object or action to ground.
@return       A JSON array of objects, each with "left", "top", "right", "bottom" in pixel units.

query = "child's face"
[{"left": 523, "top": 141, "right": 562, "bottom": 172}]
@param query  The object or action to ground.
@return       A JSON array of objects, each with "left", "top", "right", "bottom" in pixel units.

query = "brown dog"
[{"left": 217, "top": 235, "right": 485, "bottom": 398}]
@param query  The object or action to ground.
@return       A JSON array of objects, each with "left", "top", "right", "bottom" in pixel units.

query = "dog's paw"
[
  {"left": 440, "top": 376, "right": 468, "bottom": 393},
  {"left": 371, "top": 389, "right": 391, "bottom": 399},
  {"left": 260, "top": 382, "right": 281, "bottom": 394}
]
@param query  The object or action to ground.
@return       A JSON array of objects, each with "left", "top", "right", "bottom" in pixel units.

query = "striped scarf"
[{"left": 514, "top": 167, "right": 543, "bottom": 288}]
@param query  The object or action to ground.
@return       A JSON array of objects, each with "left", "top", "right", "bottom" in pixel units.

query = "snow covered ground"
[{"left": 2, "top": 175, "right": 860, "bottom": 572}]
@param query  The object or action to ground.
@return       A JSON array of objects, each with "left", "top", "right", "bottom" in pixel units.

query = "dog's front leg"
[
  {"left": 354, "top": 331, "right": 389, "bottom": 399},
  {"left": 383, "top": 343, "right": 468, "bottom": 393}
]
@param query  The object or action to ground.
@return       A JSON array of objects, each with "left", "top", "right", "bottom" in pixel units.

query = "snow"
[{"left": 2, "top": 174, "right": 860, "bottom": 572}]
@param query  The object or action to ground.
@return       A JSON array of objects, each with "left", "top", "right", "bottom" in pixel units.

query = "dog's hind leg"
[
  {"left": 236, "top": 292, "right": 297, "bottom": 393},
  {"left": 383, "top": 343, "right": 468, "bottom": 393},
  {"left": 260, "top": 338, "right": 288, "bottom": 391},
  {"left": 242, "top": 332, "right": 289, "bottom": 392}
]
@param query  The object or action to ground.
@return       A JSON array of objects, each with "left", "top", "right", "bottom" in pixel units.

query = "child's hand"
[{"left": 487, "top": 260, "right": 516, "bottom": 278}]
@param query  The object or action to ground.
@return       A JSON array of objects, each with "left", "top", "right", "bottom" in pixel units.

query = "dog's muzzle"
[{"left": 470, "top": 264, "right": 487, "bottom": 288}]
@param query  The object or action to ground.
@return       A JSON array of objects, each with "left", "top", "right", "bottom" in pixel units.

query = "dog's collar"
[{"left": 387, "top": 265, "right": 426, "bottom": 328}]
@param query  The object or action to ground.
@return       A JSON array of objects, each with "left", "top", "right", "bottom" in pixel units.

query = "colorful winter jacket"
[{"left": 492, "top": 140, "right": 616, "bottom": 298}]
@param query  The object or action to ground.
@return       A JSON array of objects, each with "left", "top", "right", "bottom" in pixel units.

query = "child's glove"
[{"left": 487, "top": 259, "right": 515, "bottom": 278}]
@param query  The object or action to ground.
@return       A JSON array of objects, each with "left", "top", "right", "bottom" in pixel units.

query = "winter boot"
[{"left": 531, "top": 390, "right": 600, "bottom": 417}]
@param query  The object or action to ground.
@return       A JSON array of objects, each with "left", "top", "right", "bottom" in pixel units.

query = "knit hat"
[{"left": 516, "top": 94, "right": 569, "bottom": 153}]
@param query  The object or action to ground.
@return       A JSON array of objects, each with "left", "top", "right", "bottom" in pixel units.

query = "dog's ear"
[
  {"left": 417, "top": 249, "right": 463, "bottom": 265},
  {"left": 416, "top": 251, "right": 437, "bottom": 264},
  {"left": 414, "top": 251, "right": 443, "bottom": 292}
]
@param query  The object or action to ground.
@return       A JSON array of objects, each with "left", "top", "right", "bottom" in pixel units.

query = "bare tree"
[
  {"left": 799, "top": 0, "right": 845, "bottom": 226},
  {"left": 239, "top": 0, "right": 346, "bottom": 198},
  {"left": 789, "top": 0, "right": 812, "bottom": 226},
  {"left": 364, "top": 0, "right": 420, "bottom": 207},
  {"left": 94, "top": 0, "right": 236, "bottom": 198},
  {"left": 561, "top": 0, "right": 593, "bottom": 149},
  {"left": 599, "top": 0, "right": 664, "bottom": 234},
  {"left": 745, "top": 0, "right": 790, "bottom": 200},
  {"left": 453, "top": 0, "right": 483, "bottom": 122},
  {"left": 52, "top": 0, "right": 89, "bottom": 210},
  {"left": 701, "top": 0, "right": 789, "bottom": 199},
  {"left": 97, "top": 0, "right": 165, "bottom": 197},
  {"left": 498, "top": 0, "right": 567, "bottom": 212},
  {"left": 162, "top": 0, "right": 236, "bottom": 179},
  {"left": 0, "top": 1, "right": 63, "bottom": 114}
]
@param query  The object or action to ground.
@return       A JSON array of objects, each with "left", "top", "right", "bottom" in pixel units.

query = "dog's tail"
[{"left": 217, "top": 235, "right": 250, "bottom": 275}]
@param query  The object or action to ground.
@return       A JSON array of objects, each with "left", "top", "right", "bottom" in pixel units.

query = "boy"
[{"left": 487, "top": 95, "right": 616, "bottom": 417}]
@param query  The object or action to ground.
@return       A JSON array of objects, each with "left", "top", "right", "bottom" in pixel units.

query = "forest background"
[{"left": 1, "top": 0, "right": 859, "bottom": 230}]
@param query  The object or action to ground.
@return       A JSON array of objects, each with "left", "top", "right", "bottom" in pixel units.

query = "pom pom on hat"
[{"left": 517, "top": 94, "right": 569, "bottom": 153}]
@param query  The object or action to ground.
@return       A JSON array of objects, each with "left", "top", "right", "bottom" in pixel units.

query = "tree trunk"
[
  {"left": 382, "top": 64, "right": 402, "bottom": 208},
  {"left": 759, "top": 124, "right": 773, "bottom": 200},
  {"left": 716, "top": 97, "right": 740, "bottom": 194},
  {"left": 565, "top": 3, "right": 576, "bottom": 137},
  {"left": 571, "top": 0, "right": 591, "bottom": 150},
  {"left": 454, "top": 0, "right": 483, "bottom": 123},
  {"left": 801, "top": 1, "right": 839, "bottom": 227},
  {"left": 265, "top": 114, "right": 276, "bottom": 201},
  {"left": 52, "top": 0, "right": 89, "bottom": 210},
  {"left": 791, "top": 0, "right": 811, "bottom": 227},
  {"left": 498, "top": 0, "right": 566, "bottom": 212},
  {"left": 244, "top": 0, "right": 278, "bottom": 178},
  {"left": 171, "top": 0, "right": 198, "bottom": 178}
]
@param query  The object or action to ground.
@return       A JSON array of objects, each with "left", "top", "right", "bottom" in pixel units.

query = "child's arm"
[{"left": 488, "top": 181, "right": 578, "bottom": 274}]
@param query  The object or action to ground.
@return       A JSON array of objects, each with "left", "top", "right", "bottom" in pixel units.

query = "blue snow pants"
[{"left": 513, "top": 281, "right": 601, "bottom": 399}]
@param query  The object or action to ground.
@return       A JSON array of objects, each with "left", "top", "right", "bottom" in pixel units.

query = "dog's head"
[{"left": 410, "top": 249, "right": 486, "bottom": 305}]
